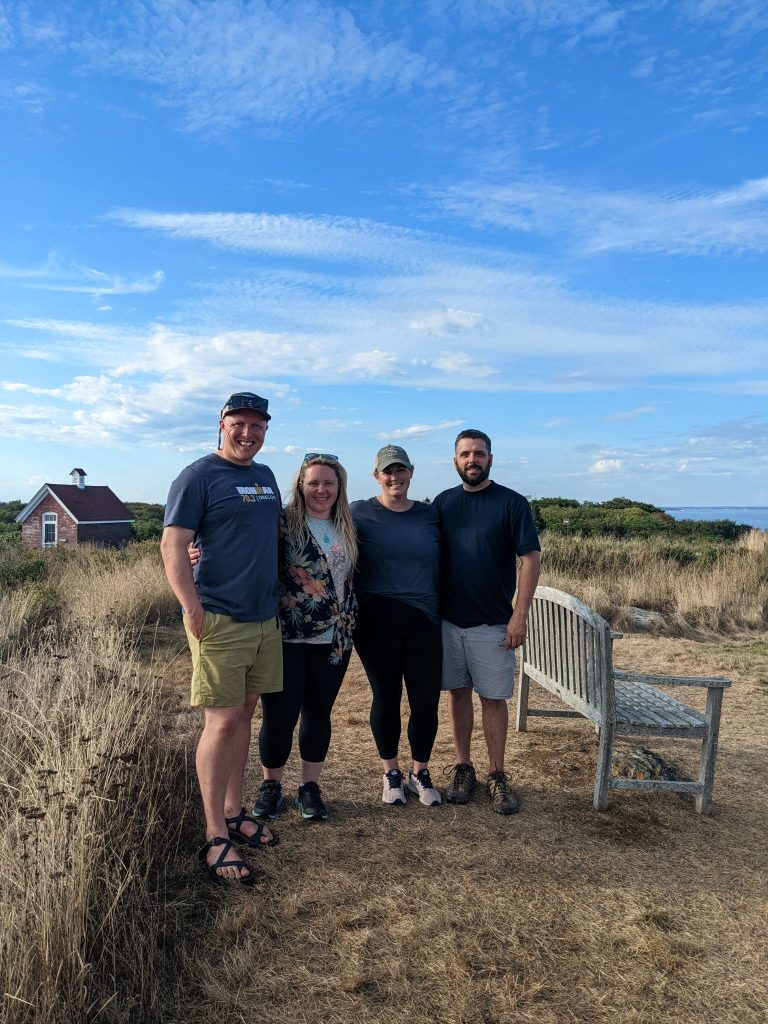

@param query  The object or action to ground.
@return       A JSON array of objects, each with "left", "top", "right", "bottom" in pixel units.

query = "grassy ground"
[
  {"left": 158, "top": 635, "right": 767, "bottom": 1024},
  {"left": 0, "top": 538, "right": 766, "bottom": 1023}
]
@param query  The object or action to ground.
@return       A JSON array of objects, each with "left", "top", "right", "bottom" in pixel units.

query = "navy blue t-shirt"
[
  {"left": 164, "top": 453, "right": 281, "bottom": 621},
  {"left": 433, "top": 481, "right": 540, "bottom": 628},
  {"left": 351, "top": 498, "right": 440, "bottom": 623}
]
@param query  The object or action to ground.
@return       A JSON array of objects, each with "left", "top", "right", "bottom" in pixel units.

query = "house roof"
[{"left": 16, "top": 484, "right": 135, "bottom": 524}]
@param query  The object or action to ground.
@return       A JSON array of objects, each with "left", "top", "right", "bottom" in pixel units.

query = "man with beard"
[{"left": 433, "top": 429, "right": 541, "bottom": 814}]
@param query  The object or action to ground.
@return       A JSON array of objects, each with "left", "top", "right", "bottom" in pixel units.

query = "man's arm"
[
  {"left": 160, "top": 525, "right": 205, "bottom": 638},
  {"left": 504, "top": 550, "right": 541, "bottom": 649}
]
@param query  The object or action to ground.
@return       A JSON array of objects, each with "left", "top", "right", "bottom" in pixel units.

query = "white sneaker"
[
  {"left": 382, "top": 768, "right": 406, "bottom": 805},
  {"left": 406, "top": 768, "right": 442, "bottom": 807}
]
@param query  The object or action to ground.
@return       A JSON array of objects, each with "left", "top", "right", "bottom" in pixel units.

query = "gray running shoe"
[
  {"left": 487, "top": 771, "right": 519, "bottom": 815},
  {"left": 252, "top": 779, "right": 286, "bottom": 820},
  {"left": 443, "top": 762, "right": 476, "bottom": 804},
  {"left": 406, "top": 768, "right": 442, "bottom": 807},
  {"left": 382, "top": 768, "right": 406, "bottom": 805}
]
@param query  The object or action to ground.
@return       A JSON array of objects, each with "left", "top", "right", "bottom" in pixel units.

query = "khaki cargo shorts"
[
  {"left": 440, "top": 620, "right": 516, "bottom": 700},
  {"left": 184, "top": 611, "right": 283, "bottom": 707}
]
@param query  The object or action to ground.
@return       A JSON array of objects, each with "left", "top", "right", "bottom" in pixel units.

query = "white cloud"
[
  {"left": 409, "top": 307, "right": 493, "bottom": 336},
  {"left": 584, "top": 10, "right": 625, "bottom": 37},
  {"left": 109, "top": 208, "right": 433, "bottom": 265},
  {"left": 342, "top": 350, "right": 402, "bottom": 378},
  {"left": 377, "top": 420, "right": 463, "bottom": 442},
  {"left": 606, "top": 406, "right": 657, "bottom": 422},
  {"left": 545, "top": 418, "right": 571, "bottom": 427},
  {"left": 78, "top": 0, "right": 440, "bottom": 134},
  {"left": 0, "top": 81, "right": 48, "bottom": 115},
  {"left": 429, "top": 352, "right": 498, "bottom": 378},
  {"left": 0, "top": 257, "right": 164, "bottom": 296},
  {"left": 431, "top": 176, "right": 768, "bottom": 256},
  {"left": 589, "top": 458, "right": 623, "bottom": 474}
]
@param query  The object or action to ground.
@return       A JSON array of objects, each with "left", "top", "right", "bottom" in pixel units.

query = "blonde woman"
[{"left": 253, "top": 454, "right": 358, "bottom": 822}]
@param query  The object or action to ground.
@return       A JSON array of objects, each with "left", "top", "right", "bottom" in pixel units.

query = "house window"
[{"left": 42, "top": 512, "right": 57, "bottom": 547}]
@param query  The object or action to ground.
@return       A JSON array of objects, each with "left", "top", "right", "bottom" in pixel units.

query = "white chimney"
[{"left": 69, "top": 468, "right": 87, "bottom": 489}]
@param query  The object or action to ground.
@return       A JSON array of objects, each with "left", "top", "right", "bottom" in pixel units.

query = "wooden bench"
[{"left": 515, "top": 586, "right": 731, "bottom": 813}]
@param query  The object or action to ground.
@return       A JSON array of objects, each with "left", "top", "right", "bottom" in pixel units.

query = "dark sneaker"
[
  {"left": 443, "top": 762, "right": 476, "bottom": 804},
  {"left": 252, "top": 779, "right": 286, "bottom": 820},
  {"left": 487, "top": 771, "right": 519, "bottom": 815},
  {"left": 406, "top": 768, "right": 442, "bottom": 806},
  {"left": 382, "top": 768, "right": 406, "bottom": 805},
  {"left": 295, "top": 781, "right": 328, "bottom": 822}
]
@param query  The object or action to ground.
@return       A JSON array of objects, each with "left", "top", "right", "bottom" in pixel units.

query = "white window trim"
[{"left": 42, "top": 511, "right": 58, "bottom": 547}]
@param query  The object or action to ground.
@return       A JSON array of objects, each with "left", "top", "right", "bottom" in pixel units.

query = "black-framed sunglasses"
[{"left": 303, "top": 452, "right": 339, "bottom": 463}]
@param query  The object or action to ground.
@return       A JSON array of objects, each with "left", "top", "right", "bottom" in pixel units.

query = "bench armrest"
[
  {"left": 610, "top": 631, "right": 624, "bottom": 640},
  {"left": 613, "top": 669, "right": 731, "bottom": 689}
]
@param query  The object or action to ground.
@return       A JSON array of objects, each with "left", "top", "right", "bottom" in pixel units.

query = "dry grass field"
[{"left": 1, "top": 536, "right": 766, "bottom": 1023}]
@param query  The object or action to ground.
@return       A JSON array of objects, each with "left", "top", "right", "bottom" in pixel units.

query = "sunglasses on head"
[{"left": 303, "top": 452, "right": 339, "bottom": 463}]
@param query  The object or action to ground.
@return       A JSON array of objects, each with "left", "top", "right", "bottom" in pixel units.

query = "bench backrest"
[{"left": 523, "top": 586, "right": 615, "bottom": 724}]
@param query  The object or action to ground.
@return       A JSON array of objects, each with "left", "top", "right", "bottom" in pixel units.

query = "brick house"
[{"left": 16, "top": 469, "right": 135, "bottom": 549}]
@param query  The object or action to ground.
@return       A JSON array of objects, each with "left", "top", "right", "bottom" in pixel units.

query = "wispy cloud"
[
  {"left": 0, "top": 81, "right": 48, "bottom": 115},
  {"left": 109, "top": 208, "right": 434, "bottom": 264},
  {"left": 0, "top": 256, "right": 163, "bottom": 296},
  {"left": 377, "top": 420, "right": 463, "bottom": 442},
  {"left": 77, "top": 0, "right": 441, "bottom": 134},
  {"left": 606, "top": 406, "right": 657, "bottom": 422},
  {"left": 430, "top": 176, "right": 768, "bottom": 255}
]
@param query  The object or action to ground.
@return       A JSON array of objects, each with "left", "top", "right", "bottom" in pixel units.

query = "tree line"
[{"left": 0, "top": 496, "right": 754, "bottom": 546}]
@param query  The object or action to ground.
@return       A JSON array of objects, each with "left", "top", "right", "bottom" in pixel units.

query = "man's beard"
[{"left": 457, "top": 463, "right": 491, "bottom": 487}]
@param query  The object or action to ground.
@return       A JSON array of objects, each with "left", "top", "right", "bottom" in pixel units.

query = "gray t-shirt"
[
  {"left": 164, "top": 453, "right": 281, "bottom": 621},
  {"left": 351, "top": 497, "right": 440, "bottom": 623}
]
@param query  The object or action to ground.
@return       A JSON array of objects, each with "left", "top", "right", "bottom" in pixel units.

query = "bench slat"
[{"left": 615, "top": 680, "right": 705, "bottom": 729}]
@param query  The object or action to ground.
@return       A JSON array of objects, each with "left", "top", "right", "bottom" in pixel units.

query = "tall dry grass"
[
  {"left": 0, "top": 621, "right": 190, "bottom": 1023},
  {"left": 0, "top": 543, "right": 177, "bottom": 656},
  {"left": 541, "top": 530, "right": 768, "bottom": 634},
  {"left": 0, "top": 544, "right": 188, "bottom": 1024}
]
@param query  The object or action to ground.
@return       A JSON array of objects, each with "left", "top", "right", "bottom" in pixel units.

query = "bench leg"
[
  {"left": 594, "top": 721, "right": 613, "bottom": 810},
  {"left": 695, "top": 687, "right": 724, "bottom": 814},
  {"left": 515, "top": 663, "right": 530, "bottom": 732}
]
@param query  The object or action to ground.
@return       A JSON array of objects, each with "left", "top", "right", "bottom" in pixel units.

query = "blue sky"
[{"left": 1, "top": 0, "right": 767, "bottom": 506}]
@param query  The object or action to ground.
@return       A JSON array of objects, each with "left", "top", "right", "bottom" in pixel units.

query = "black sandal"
[
  {"left": 226, "top": 807, "right": 279, "bottom": 848},
  {"left": 197, "top": 836, "right": 255, "bottom": 885}
]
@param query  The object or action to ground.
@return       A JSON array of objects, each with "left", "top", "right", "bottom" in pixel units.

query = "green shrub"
[{"left": 0, "top": 544, "right": 49, "bottom": 589}]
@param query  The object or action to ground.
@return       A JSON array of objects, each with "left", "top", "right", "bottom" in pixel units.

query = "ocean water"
[{"left": 662, "top": 507, "right": 768, "bottom": 531}]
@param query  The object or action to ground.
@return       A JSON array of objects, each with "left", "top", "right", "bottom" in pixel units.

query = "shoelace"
[
  {"left": 488, "top": 773, "right": 510, "bottom": 795},
  {"left": 386, "top": 770, "right": 403, "bottom": 788},
  {"left": 414, "top": 770, "right": 434, "bottom": 788}
]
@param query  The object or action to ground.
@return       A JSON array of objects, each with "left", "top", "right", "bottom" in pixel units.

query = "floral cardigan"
[{"left": 278, "top": 518, "right": 358, "bottom": 665}]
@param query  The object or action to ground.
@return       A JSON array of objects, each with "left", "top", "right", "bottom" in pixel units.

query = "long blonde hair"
[{"left": 283, "top": 456, "right": 358, "bottom": 568}]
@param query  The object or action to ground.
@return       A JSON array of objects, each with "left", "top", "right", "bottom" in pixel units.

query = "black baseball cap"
[{"left": 220, "top": 392, "right": 271, "bottom": 421}]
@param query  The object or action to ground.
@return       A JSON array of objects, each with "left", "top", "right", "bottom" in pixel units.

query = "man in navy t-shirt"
[
  {"left": 433, "top": 429, "right": 541, "bottom": 815},
  {"left": 161, "top": 393, "right": 282, "bottom": 884}
]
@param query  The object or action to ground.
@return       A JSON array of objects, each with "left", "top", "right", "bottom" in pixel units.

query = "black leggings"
[
  {"left": 259, "top": 642, "right": 352, "bottom": 768},
  {"left": 354, "top": 596, "right": 442, "bottom": 764}
]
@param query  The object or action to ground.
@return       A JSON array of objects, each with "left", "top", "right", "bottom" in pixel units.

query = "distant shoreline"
[{"left": 662, "top": 506, "right": 768, "bottom": 531}]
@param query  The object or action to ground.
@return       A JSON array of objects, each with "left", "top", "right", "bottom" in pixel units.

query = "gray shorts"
[{"left": 441, "top": 620, "right": 516, "bottom": 700}]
